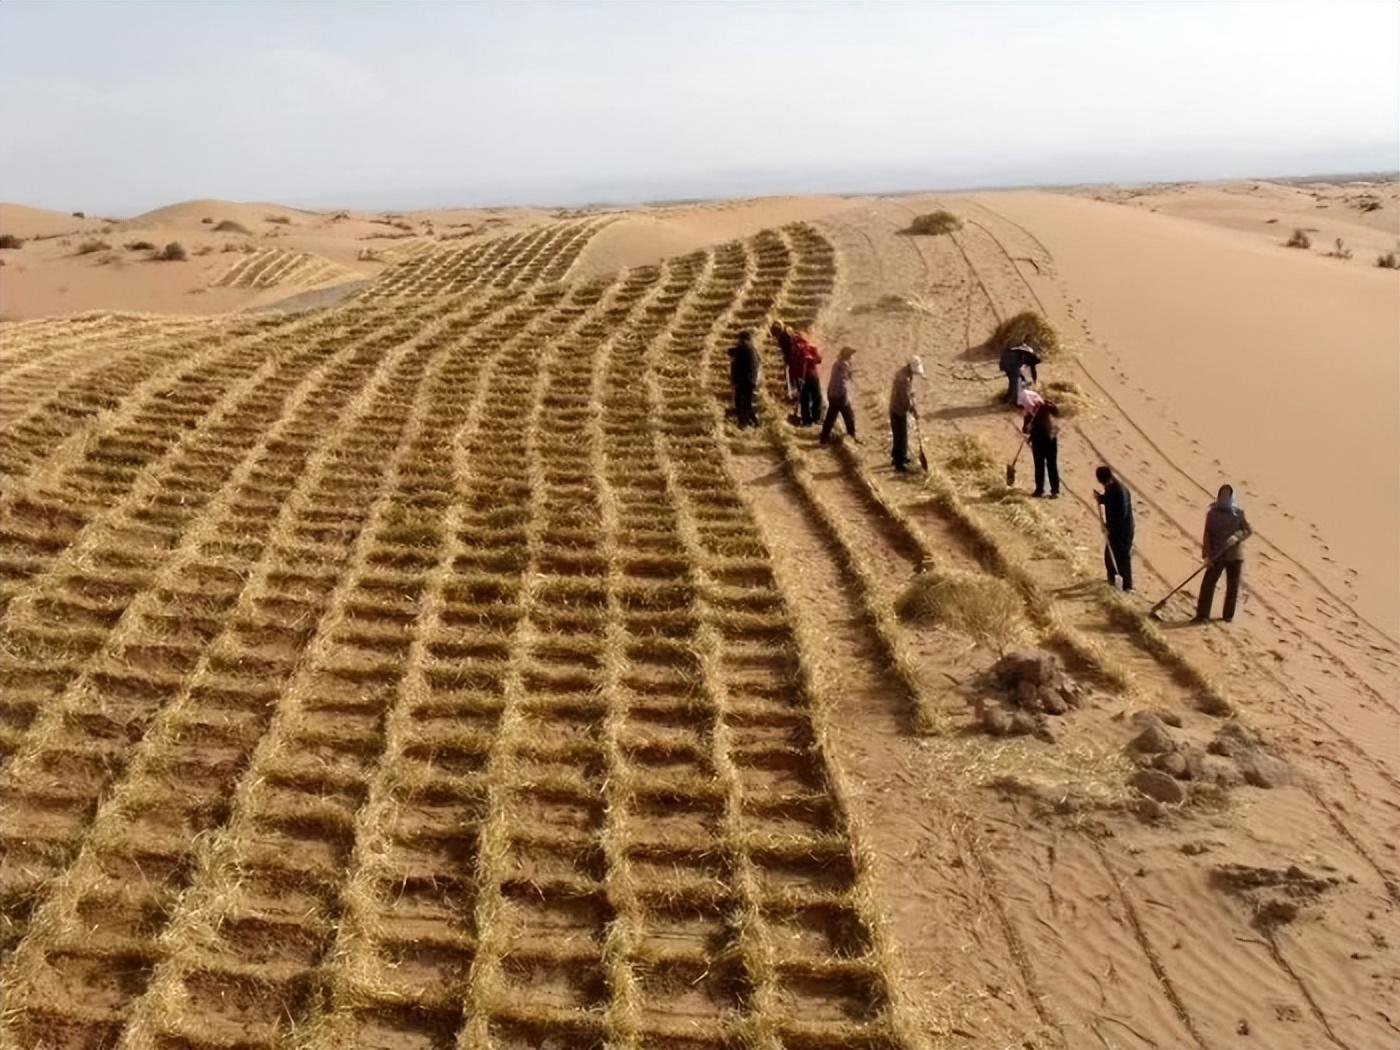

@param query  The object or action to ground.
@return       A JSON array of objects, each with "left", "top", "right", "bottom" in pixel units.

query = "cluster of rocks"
[
  {"left": 975, "top": 650, "right": 1086, "bottom": 740},
  {"left": 1127, "top": 711, "right": 1295, "bottom": 816},
  {"left": 1211, "top": 862, "right": 1338, "bottom": 930}
]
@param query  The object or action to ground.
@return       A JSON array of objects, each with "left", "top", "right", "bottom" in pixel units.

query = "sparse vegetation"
[
  {"left": 265, "top": 214, "right": 292, "bottom": 224},
  {"left": 985, "top": 309, "right": 1062, "bottom": 359},
  {"left": 1326, "top": 237, "right": 1353, "bottom": 260},
  {"left": 212, "top": 219, "right": 252, "bottom": 234},
  {"left": 1378, "top": 251, "right": 1400, "bottom": 269},
  {"left": 946, "top": 433, "right": 996, "bottom": 473},
  {"left": 1286, "top": 228, "right": 1311, "bottom": 249},
  {"left": 152, "top": 240, "right": 187, "bottom": 261},
  {"left": 904, "top": 209, "right": 963, "bottom": 235},
  {"left": 0, "top": 234, "right": 24, "bottom": 249},
  {"left": 852, "top": 292, "right": 933, "bottom": 316},
  {"left": 1359, "top": 199, "right": 1382, "bottom": 212},
  {"left": 201, "top": 216, "right": 213, "bottom": 223},
  {"left": 75, "top": 239, "right": 111, "bottom": 255},
  {"left": 124, "top": 239, "right": 156, "bottom": 251},
  {"left": 1041, "top": 378, "right": 1087, "bottom": 417},
  {"left": 71, "top": 211, "right": 85, "bottom": 218},
  {"left": 897, "top": 568, "right": 1025, "bottom": 647}
]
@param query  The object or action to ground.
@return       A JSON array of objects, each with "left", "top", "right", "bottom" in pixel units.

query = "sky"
[{"left": 2, "top": 1, "right": 1397, "bottom": 215}]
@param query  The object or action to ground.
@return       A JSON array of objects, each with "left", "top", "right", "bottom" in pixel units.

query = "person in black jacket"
[
  {"left": 1094, "top": 465, "right": 1134, "bottom": 591},
  {"left": 1000, "top": 343, "right": 1041, "bottom": 405},
  {"left": 728, "top": 331, "right": 760, "bottom": 428},
  {"left": 1022, "top": 399, "right": 1060, "bottom": 497}
]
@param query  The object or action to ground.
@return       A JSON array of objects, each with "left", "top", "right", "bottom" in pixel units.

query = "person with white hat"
[{"left": 888, "top": 356, "right": 925, "bottom": 472}]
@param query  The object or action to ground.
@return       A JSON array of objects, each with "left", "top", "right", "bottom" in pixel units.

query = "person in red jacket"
[
  {"left": 770, "top": 321, "right": 800, "bottom": 402},
  {"left": 793, "top": 334, "right": 824, "bottom": 426}
]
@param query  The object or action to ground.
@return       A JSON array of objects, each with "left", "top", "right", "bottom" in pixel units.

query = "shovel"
[
  {"left": 913, "top": 413, "right": 929, "bottom": 472},
  {"left": 1099, "top": 504, "right": 1119, "bottom": 581},
  {"left": 1005, "top": 428, "right": 1028, "bottom": 486},
  {"left": 1148, "top": 536, "right": 1240, "bottom": 621}
]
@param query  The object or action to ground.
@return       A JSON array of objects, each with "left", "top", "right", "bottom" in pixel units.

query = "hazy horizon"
[{"left": 3, "top": 1, "right": 1397, "bottom": 216}]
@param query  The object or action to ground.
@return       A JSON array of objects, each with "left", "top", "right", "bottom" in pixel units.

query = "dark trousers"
[
  {"left": 1196, "top": 559, "right": 1243, "bottom": 621},
  {"left": 799, "top": 376, "right": 823, "bottom": 425},
  {"left": 1005, "top": 369, "right": 1022, "bottom": 405},
  {"left": 890, "top": 412, "right": 909, "bottom": 469},
  {"left": 1031, "top": 438, "right": 1059, "bottom": 495},
  {"left": 1105, "top": 531, "right": 1134, "bottom": 591},
  {"left": 820, "top": 398, "right": 854, "bottom": 443},
  {"left": 732, "top": 382, "right": 757, "bottom": 427}
]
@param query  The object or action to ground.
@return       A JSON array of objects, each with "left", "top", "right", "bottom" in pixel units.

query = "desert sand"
[{"left": 0, "top": 180, "right": 1396, "bottom": 1049}]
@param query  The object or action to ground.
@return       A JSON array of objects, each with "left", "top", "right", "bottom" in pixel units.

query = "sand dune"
[
  {"left": 0, "top": 180, "right": 1396, "bottom": 1049},
  {"left": 984, "top": 191, "right": 1400, "bottom": 634}
]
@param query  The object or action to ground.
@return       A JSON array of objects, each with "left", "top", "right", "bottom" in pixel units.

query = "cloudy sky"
[{"left": 2, "top": 1, "right": 1397, "bottom": 215}]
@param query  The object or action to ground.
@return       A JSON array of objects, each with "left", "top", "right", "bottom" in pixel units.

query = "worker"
[
  {"left": 727, "top": 331, "right": 760, "bottom": 428},
  {"left": 795, "top": 334, "right": 823, "bottom": 426},
  {"left": 769, "top": 321, "right": 800, "bottom": 403},
  {"left": 1000, "top": 343, "right": 1041, "bottom": 405},
  {"left": 1022, "top": 398, "right": 1060, "bottom": 498},
  {"left": 820, "top": 346, "right": 857, "bottom": 444},
  {"left": 1094, "top": 465, "right": 1134, "bottom": 591},
  {"left": 1194, "top": 484, "right": 1253, "bottom": 623},
  {"left": 888, "top": 356, "right": 924, "bottom": 471}
]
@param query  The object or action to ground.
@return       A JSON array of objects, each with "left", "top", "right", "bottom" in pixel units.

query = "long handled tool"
[
  {"left": 1099, "top": 505, "right": 1119, "bottom": 581},
  {"left": 1148, "top": 536, "right": 1240, "bottom": 621},
  {"left": 913, "top": 413, "right": 929, "bottom": 472},
  {"left": 1005, "top": 428, "right": 1028, "bottom": 486}
]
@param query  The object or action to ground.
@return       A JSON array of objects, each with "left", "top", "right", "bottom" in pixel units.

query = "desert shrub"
[
  {"left": 1377, "top": 251, "right": 1400, "bottom": 270},
  {"left": 1327, "top": 238, "right": 1353, "bottom": 260},
  {"left": 213, "top": 220, "right": 251, "bottom": 234},
  {"left": 985, "top": 310, "right": 1061, "bottom": 359},
  {"left": 1360, "top": 199, "right": 1382, "bottom": 213},
  {"left": 193, "top": 244, "right": 214, "bottom": 256},
  {"left": 124, "top": 240, "right": 156, "bottom": 251},
  {"left": 153, "top": 241, "right": 187, "bottom": 261},
  {"left": 1040, "top": 378, "right": 1087, "bottom": 417},
  {"left": 1285, "top": 228, "right": 1311, "bottom": 249},
  {"left": 905, "top": 210, "right": 962, "bottom": 236},
  {"left": 201, "top": 217, "right": 213, "bottom": 224},
  {"left": 0, "top": 234, "right": 24, "bottom": 249},
  {"left": 265, "top": 214, "right": 292, "bottom": 224},
  {"left": 896, "top": 569, "right": 1024, "bottom": 648},
  {"left": 71, "top": 211, "right": 85, "bottom": 218},
  {"left": 76, "top": 239, "right": 111, "bottom": 255}
]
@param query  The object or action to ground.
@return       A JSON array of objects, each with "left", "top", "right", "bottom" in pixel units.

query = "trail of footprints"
[{"left": 0, "top": 222, "right": 900, "bottom": 1048}]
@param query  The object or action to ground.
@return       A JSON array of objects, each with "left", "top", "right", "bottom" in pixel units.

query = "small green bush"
[{"left": 905, "top": 210, "right": 962, "bottom": 236}]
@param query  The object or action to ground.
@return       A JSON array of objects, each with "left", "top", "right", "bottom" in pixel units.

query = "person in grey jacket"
[
  {"left": 1194, "top": 484, "right": 1253, "bottom": 622},
  {"left": 820, "top": 347, "right": 857, "bottom": 444}
]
